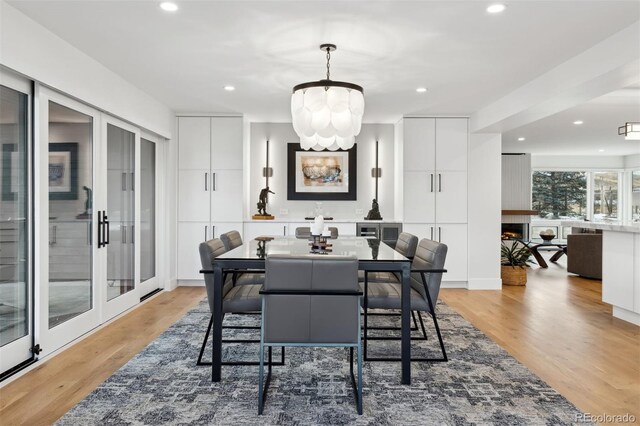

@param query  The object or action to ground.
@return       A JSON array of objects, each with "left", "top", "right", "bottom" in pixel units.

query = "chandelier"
[
  {"left": 618, "top": 122, "right": 640, "bottom": 140},
  {"left": 291, "top": 44, "right": 364, "bottom": 151}
]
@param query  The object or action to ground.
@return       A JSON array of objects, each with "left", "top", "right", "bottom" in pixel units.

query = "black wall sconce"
[{"left": 365, "top": 140, "right": 382, "bottom": 220}]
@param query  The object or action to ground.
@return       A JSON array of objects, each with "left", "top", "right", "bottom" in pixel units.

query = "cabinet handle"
[
  {"left": 205, "top": 173, "right": 208, "bottom": 191},
  {"left": 430, "top": 174, "right": 434, "bottom": 192},
  {"left": 438, "top": 174, "right": 442, "bottom": 192},
  {"left": 438, "top": 226, "right": 442, "bottom": 242},
  {"left": 430, "top": 226, "right": 434, "bottom": 240},
  {"left": 212, "top": 225, "right": 216, "bottom": 238},
  {"left": 131, "top": 172, "right": 134, "bottom": 191},
  {"left": 122, "top": 225, "right": 127, "bottom": 244},
  {"left": 131, "top": 224, "right": 134, "bottom": 244},
  {"left": 283, "top": 225, "right": 287, "bottom": 236},
  {"left": 204, "top": 225, "right": 207, "bottom": 241},
  {"left": 212, "top": 173, "right": 217, "bottom": 191},
  {"left": 122, "top": 172, "right": 127, "bottom": 191}
]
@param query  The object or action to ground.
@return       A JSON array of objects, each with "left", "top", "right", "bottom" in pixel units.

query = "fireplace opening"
[{"left": 501, "top": 223, "right": 529, "bottom": 241}]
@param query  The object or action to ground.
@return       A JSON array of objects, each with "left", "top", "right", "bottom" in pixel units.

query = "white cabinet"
[
  {"left": 244, "top": 222, "right": 289, "bottom": 241},
  {"left": 177, "top": 116, "right": 244, "bottom": 280},
  {"left": 402, "top": 117, "right": 469, "bottom": 283},
  {"left": 210, "top": 170, "right": 243, "bottom": 222},
  {"left": 401, "top": 223, "right": 467, "bottom": 282}
]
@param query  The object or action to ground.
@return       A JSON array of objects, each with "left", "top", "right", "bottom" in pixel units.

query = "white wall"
[
  {"left": 625, "top": 154, "right": 640, "bottom": 169},
  {"left": 468, "top": 133, "right": 502, "bottom": 289},
  {"left": 532, "top": 155, "right": 625, "bottom": 170},
  {"left": 0, "top": 1, "right": 174, "bottom": 139},
  {"left": 249, "top": 123, "right": 395, "bottom": 221}
]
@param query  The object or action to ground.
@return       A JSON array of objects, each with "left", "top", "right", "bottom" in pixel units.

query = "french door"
[
  {"left": 0, "top": 71, "right": 33, "bottom": 373},
  {"left": 139, "top": 134, "right": 160, "bottom": 297}
]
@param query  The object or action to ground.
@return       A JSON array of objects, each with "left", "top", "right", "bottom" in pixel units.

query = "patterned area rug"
[{"left": 57, "top": 299, "right": 590, "bottom": 425}]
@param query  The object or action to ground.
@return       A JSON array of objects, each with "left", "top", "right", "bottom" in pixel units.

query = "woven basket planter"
[{"left": 501, "top": 265, "right": 527, "bottom": 286}]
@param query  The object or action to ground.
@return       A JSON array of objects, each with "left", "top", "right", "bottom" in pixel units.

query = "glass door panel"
[
  {"left": 47, "top": 102, "right": 93, "bottom": 328},
  {"left": 106, "top": 124, "right": 135, "bottom": 301},
  {"left": 0, "top": 80, "right": 31, "bottom": 373},
  {"left": 139, "top": 137, "right": 158, "bottom": 296}
]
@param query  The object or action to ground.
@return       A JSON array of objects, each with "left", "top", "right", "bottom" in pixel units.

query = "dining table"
[{"left": 203, "top": 236, "right": 414, "bottom": 385}]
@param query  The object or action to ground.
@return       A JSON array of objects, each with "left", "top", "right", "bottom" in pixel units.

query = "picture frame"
[
  {"left": 287, "top": 143, "right": 357, "bottom": 200},
  {"left": 49, "top": 142, "right": 79, "bottom": 200}
]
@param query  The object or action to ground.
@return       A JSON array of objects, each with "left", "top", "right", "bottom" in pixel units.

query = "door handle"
[
  {"left": 130, "top": 172, "right": 134, "bottom": 191},
  {"left": 204, "top": 225, "right": 207, "bottom": 241},
  {"left": 205, "top": 173, "right": 208, "bottom": 191},
  {"left": 122, "top": 225, "right": 127, "bottom": 244},
  {"left": 438, "top": 174, "right": 442, "bottom": 192},
  {"left": 430, "top": 226, "right": 434, "bottom": 240},
  {"left": 438, "top": 227, "right": 442, "bottom": 242},
  {"left": 130, "top": 224, "right": 134, "bottom": 244},
  {"left": 97, "top": 211, "right": 103, "bottom": 248},
  {"left": 212, "top": 225, "right": 215, "bottom": 238},
  {"left": 122, "top": 172, "right": 127, "bottom": 191},
  {"left": 212, "top": 173, "right": 217, "bottom": 191},
  {"left": 103, "top": 211, "right": 110, "bottom": 245},
  {"left": 430, "top": 174, "right": 434, "bottom": 193}
]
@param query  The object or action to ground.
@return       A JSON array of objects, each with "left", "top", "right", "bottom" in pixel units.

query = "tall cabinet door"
[
  {"left": 434, "top": 224, "right": 468, "bottom": 282},
  {"left": 210, "top": 170, "right": 243, "bottom": 222},
  {"left": 435, "top": 118, "right": 468, "bottom": 172},
  {"left": 37, "top": 87, "right": 101, "bottom": 357},
  {"left": 178, "top": 170, "right": 210, "bottom": 222},
  {"left": 177, "top": 222, "right": 209, "bottom": 280},
  {"left": 434, "top": 171, "right": 467, "bottom": 223},
  {"left": 211, "top": 117, "right": 242, "bottom": 170},
  {"left": 179, "top": 117, "right": 210, "bottom": 170},
  {"left": 403, "top": 118, "right": 435, "bottom": 172},
  {"left": 403, "top": 171, "right": 436, "bottom": 223}
]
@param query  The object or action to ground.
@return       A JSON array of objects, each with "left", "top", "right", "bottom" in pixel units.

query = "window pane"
[
  {"left": 140, "top": 138, "right": 155, "bottom": 282},
  {"left": 593, "top": 172, "right": 618, "bottom": 221},
  {"left": 532, "top": 171, "right": 587, "bottom": 220},
  {"left": 48, "top": 102, "right": 93, "bottom": 328},
  {"left": 0, "top": 85, "right": 29, "bottom": 345},
  {"left": 632, "top": 171, "right": 640, "bottom": 223}
]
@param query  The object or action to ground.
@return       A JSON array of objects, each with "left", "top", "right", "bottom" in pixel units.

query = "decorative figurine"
[
  {"left": 365, "top": 198, "right": 382, "bottom": 220},
  {"left": 253, "top": 186, "right": 275, "bottom": 220},
  {"left": 76, "top": 186, "right": 92, "bottom": 219}
]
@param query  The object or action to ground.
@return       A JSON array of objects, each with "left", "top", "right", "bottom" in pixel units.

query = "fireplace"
[{"left": 501, "top": 223, "right": 528, "bottom": 241}]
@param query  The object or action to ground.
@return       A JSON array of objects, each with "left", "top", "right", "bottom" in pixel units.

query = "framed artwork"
[
  {"left": 287, "top": 143, "right": 357, "bottom": 200},
  {"left": 49, "top": 143, "right": 78, "bottom": 200}
]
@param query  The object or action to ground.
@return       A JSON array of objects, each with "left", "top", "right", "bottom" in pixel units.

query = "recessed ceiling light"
[
  {"left": 598, "top": 149, "right": 605, "bottom": 152},
  {"left": 224, "top": 85, "right": 235, "bottom": 91},
  {"left": 517, "top": 137, "right": 526, "bottom": 141},
  {"left": 487, "top": 4, "right": 506, "bottom": 13},
  {"left": 160, "top": 2, "right": 178, "bottom": 12},
  {"left": 416, "top": 87, "right": 428, "bottom": 93},
  {"left": 573, "top": 120, "right": 584, "bottom": 125}
]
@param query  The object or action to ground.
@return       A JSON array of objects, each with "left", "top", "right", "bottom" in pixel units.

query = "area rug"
[{"left": 56, "top": 299, "right": 590, "bottom": 425}]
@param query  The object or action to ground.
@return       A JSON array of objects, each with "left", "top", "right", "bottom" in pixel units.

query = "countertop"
[
  {"left": 245, "top": 219, "right": 400, "bottom": 224},
  {"left": 561, "top": 220, "right": 640, "bottom": 233}
]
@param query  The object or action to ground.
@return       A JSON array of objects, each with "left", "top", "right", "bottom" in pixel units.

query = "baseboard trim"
[
  {"left": 612, "top": 306, "right": 640, "bottom": 326},
  {"left": 178, "top": 280, "right": 205, "bottom": 287},
  {"left": 467, "top": 278, "right": 502, "bottom": 290},
  {"left": 441, "top": 281, "right": 468, "bottom": 289}
]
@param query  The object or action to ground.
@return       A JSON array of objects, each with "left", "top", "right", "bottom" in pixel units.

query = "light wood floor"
[
  {"left": 1, "top": 260, "right": 638, "bottom": 425},
  {"left": 0, "top": 287, "right": 205, "bottom": 426}
]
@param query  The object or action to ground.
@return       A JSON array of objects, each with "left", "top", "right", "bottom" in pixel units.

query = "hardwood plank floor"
[
  {"left": 1, "top": 260, "right": 638, "bottom": 425},
  {"left": 0, "top": 287, "right": 206, "bottom": 426},
  {"left": 441, "top": 255, "right": 640, "bottom": 422}
]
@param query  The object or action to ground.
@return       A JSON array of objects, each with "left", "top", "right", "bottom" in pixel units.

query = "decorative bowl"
[{"left": 539, "top": 229, "right": 556, "bottom": 242}]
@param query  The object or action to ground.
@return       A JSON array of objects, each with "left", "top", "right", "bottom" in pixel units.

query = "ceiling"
[
  {"left": 8, "top": 0, "right": 640, "bottom": 124},
  {"left": 502, "top": 86, "right": 640, "bottom": 156}
]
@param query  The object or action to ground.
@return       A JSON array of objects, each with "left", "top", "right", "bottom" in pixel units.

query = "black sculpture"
[
  {"left": 256, "top": 186, "right": 275, "bottom": 216},
  {"left": 365, "top": 198, "right": 382, "bottom": 220}
]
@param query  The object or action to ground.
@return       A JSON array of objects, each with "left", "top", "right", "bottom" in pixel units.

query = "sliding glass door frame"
[
  {"left": 36, "top": 86, "right": 101, "bottom": 357},
  {"left": 99, "top": 115, "right": 141, "bottom": 322},
  {"left": 0, "top": 70, "right": 35, "bottom": 374},
  {"left": 138, "top": 132, "right": 160, "bottom": 297}
]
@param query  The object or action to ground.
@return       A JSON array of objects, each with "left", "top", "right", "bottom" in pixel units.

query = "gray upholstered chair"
[
  {"left": 362, "top": 238, "right": 448, "bottom": 362},
  {"left": 198, "top": 239, "right": 282, "bottom": 369},
  {"left": 258, "top": 255, "right": 363, "bottom": 415},
  {"left": 220, "top": 230, "right": 265, "bottom": 285},
  {"left": 328, "top": 226, "right": 339, "bottom": 239},
  {"left": 358, "top": 232, "right": 418, "bottom": 283},
  {"left": 295, "top": 227, "right": 311, "bottom": 239}
]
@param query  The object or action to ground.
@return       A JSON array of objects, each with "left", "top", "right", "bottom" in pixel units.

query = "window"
[
  {"left": 632, "top": 171, "right": 640, "bottom": 222},
  {"left": 593, "top": 172, "right": 619, "bottom": 220},
  {"left": 532, "top": 171, "right": 587, "bottom": 220}
]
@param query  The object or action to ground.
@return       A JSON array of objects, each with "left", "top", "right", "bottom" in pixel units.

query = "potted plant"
[{"left": 501, "top": 240, "right": 532, "bottom": 286}]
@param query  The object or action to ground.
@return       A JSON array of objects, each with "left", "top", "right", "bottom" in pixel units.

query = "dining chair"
[
  {"left": 361, "top": 238, "right": 448, "bottom": 362},
  {"left": 198, "top": 238, "right": 283, "bottom": 370},
  {"left": 220, "top": 230, "right": 264, "bottom": 285},
  {"left": 294, "top": 227, "right": 311, "bottom": 239},
  {"left": 358, "top": 232, "right": 418, "bottom": 283},
  {"left": 258, "top": 255, "right": 363, "bottom": 415}
]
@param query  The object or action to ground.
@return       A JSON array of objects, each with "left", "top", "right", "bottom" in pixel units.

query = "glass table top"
[{"left": 217, "top": 236, "right": 409, "bottom": 262}]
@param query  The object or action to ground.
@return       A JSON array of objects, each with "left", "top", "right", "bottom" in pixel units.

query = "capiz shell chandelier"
[{"left": 291, "top": 44, "right": 364, "bottom": 151}]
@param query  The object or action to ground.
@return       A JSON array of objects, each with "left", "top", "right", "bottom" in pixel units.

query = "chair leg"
[
  {"left": 423, "top": 282, "right": 448, "bottom": 362},
  {"left": 197, "top": 315, "right": 214, "bottom": 366},
  {"left": 357, "top": 343, "right": 363, "bottom": 415},
  {"left": 363, "top": 276, "right": 369, "bottom": 360},
  {"left": 258, "top": 343, "right": 265, "bottom": 415}
]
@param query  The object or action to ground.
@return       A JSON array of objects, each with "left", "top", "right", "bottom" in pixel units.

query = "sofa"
[{"left": 566, "top": 231, "right": 603, "bottom": 280}]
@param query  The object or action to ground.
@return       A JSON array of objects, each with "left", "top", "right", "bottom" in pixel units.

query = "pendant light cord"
[{"left": 326, "top": 47, "right": 331, "bottom": 81}]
